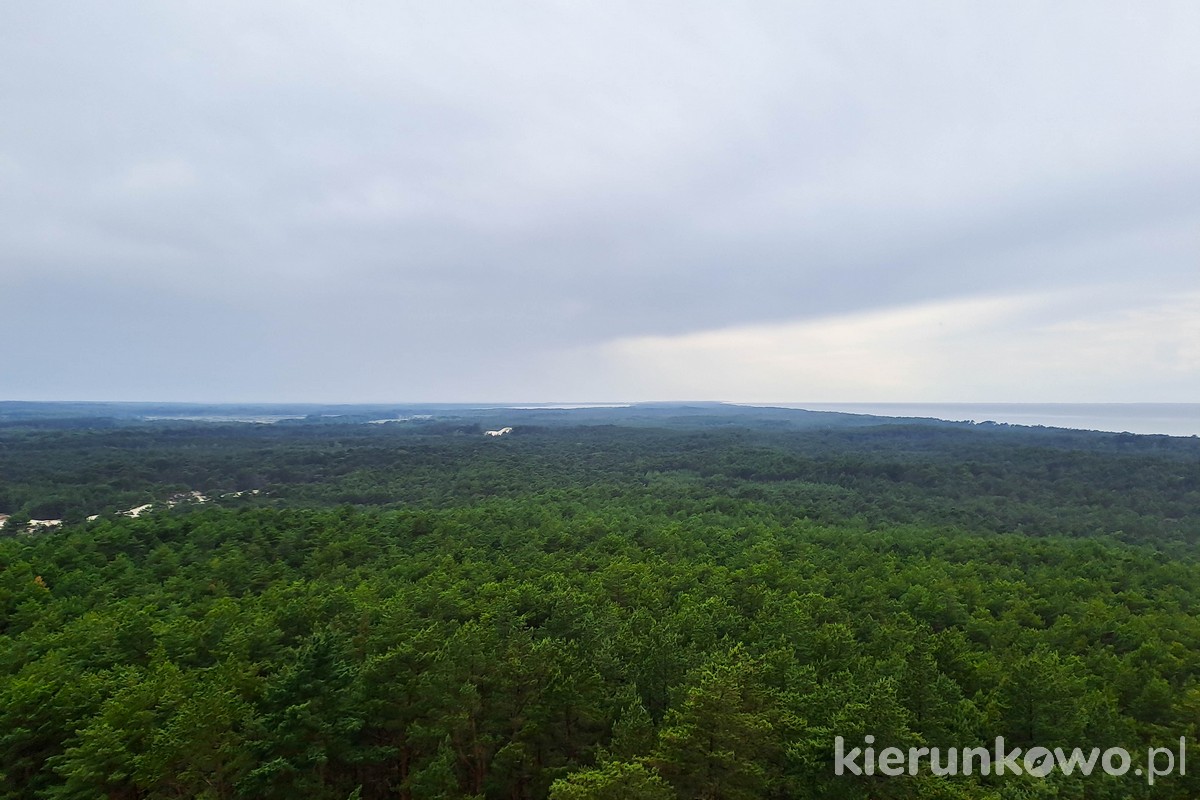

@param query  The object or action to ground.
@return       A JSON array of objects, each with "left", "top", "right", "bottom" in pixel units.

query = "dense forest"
[{"left": 1, "top": 405, "right": 1198, "bottom": 798}]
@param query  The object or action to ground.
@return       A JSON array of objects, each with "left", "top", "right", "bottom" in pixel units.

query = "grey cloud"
[{"left": 2, "top": 1, "right": 1198, "bottom": 400}]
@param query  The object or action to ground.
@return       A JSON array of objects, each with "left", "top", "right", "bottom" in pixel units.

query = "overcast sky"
[{"left": 2, "top": 2, "right": 1197, "bottom": 403}]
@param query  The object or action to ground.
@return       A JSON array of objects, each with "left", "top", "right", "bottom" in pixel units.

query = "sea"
[{"left": 765, "top": 403, "right": 1200, "bottom": 437}]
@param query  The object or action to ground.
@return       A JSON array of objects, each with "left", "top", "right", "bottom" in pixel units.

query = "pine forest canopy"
[{"left": 0, "top": 402, "right": 1198, "bottom": 799}]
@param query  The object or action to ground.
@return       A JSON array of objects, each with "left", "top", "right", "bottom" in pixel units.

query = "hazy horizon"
[{"left": 3, "top": 398, "right": 1196, "bottom": 436}]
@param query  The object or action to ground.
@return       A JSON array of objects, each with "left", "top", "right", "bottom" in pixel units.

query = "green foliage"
[
  {"left": 0, "top": 417, "right": 1197, "bottom": 798},
  {"left": 653, "top": 647, "right": 777, "bottom": 799},
  {"left": 549, "top": 761, "right": 672, "bottom": 800}
]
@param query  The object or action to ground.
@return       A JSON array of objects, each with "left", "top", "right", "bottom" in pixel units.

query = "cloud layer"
[
  {"left": 2, "top": 2, "right": 1197, "bottom": 401},
  {"left": 590, "top": 289, "right": 1200, "bottom": 403}
]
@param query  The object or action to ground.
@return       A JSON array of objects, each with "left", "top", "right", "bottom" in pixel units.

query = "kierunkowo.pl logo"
[{"left": 835, "top": 735, "right": 1187, "bottom": 786}]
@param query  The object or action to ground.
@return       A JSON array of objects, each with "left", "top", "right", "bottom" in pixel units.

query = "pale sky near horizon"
[{"left": 2, "top": 2, "right": 1198, "bottom": 403}]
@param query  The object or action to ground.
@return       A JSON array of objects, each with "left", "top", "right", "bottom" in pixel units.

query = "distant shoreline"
[
  {"left": 2, "top": 400, "right": 1195, "bottom": 437},
  {"left": 752, "top": 402, "right": 1200, "bottom": 437}
]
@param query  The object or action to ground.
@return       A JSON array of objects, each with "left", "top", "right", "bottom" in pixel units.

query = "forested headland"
[{"left": 1, "top": 404, "right": 1198, "bottom": 799}]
